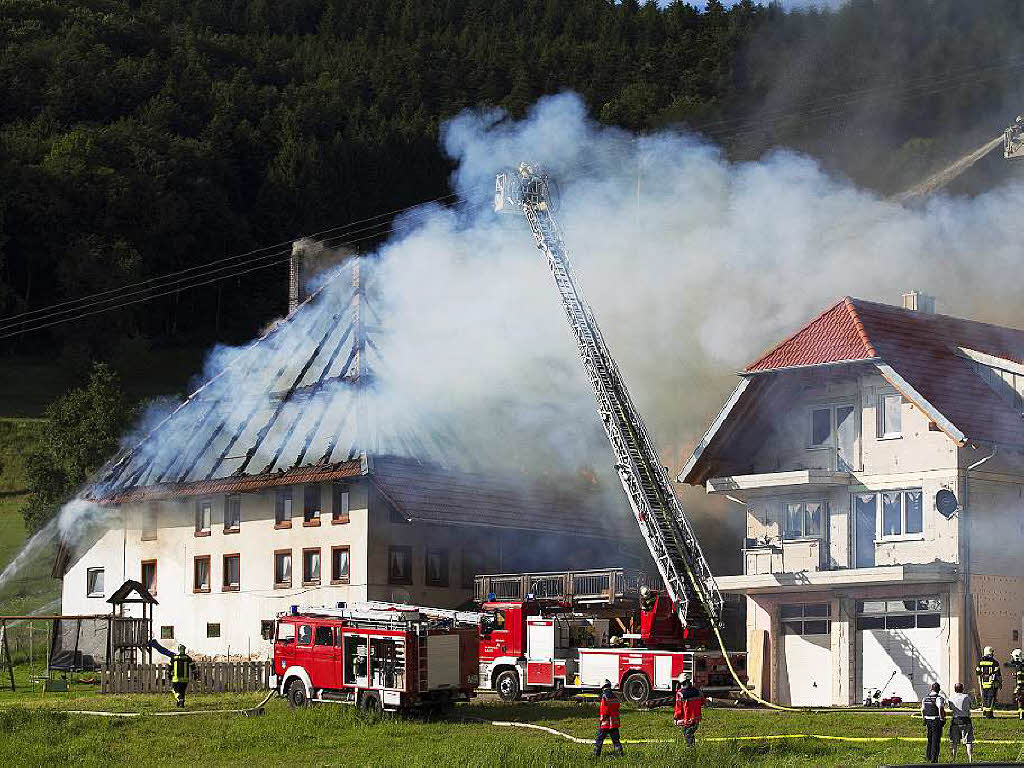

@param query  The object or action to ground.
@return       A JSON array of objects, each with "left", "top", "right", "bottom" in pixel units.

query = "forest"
[{"left": 2, "top": 0, "right": 1024, "bottom": 366}]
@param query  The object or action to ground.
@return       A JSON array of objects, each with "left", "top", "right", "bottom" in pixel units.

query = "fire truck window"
[
  {"left": 297, "top": 624, "right": 313, "bottom": 645},
  {"left": 314, "top": 626, "right": 333, "bottom": 646},
  {"left": 344, "top": 637, "right": 369, "bottom": 684},
  {"left": 369, "top": 638, "right": 405, "bottom": 689},
  {"left": 493, "top": 609, "right": 505, "bottom": 629},
  {"left": 277, "top": 623, "right": 295, "bottom": 644}
]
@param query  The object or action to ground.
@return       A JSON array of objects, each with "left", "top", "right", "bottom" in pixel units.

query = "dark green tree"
[{"left": 21, "top": 363, "right": 135, "bottom": 531}]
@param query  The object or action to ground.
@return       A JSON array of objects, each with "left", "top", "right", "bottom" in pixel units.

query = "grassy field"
[{"left": 1, "top": 679, "right": 1023, "bottom": 767}]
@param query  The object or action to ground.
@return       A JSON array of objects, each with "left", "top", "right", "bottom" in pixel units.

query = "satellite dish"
[{"left": 935, "top": 489, "right": 959, "bottom": 519}]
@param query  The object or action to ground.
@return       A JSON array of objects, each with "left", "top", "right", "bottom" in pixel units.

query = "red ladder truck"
[
  {"left": 472, "top": 567, "right": 744, "bottom": 703},
  {"left": 270, "top": 603, "right": 478, "bottom": 713}
]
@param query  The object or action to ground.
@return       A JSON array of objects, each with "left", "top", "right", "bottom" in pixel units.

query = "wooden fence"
[{"left": 101, "top": 661, "right": 272, "bottom": 694}]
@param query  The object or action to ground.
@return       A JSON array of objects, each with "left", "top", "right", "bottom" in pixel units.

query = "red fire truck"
[
  {"left": 473, "top": 568, "right": 746, "bottom": 704},
  {"left": 269, "top": 604, "right": 479, "bottom": 713}
]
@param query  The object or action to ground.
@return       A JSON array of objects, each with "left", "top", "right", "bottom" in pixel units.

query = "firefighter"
[
  {"left": 976, "top": 646, "right": 1002, "bottom": 719},
  {"left": 149, "top": 639, "right": 196, "bottom": 708},
  {"left": 593, "top": 680, "right": 624, "bottom": 756},
  {"left": 638, "top": 586, "right": 656, "bottom": 612},
  {"left": 1008, "top": 648, "right": 1024, "bottom": 719},
  {"left": 673, "top": 673, "right": 710, "bottom": 748}
]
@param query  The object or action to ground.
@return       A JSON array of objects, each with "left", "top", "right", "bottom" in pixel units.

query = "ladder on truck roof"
[{"left": 494, "top": 165, "right": 724, "bottom": 629}]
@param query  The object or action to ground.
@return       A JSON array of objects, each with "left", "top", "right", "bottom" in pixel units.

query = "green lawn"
[{"left": 0, "top": 682, "right": 1022, "bottom": 767}]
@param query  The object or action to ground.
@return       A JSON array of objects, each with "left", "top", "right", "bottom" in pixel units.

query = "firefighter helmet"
[
  {"left": 1013, "top": 648, "right": 1023, "bottom": 662},
  {"left": 678, "top": 673, "right": 691, "bottom": 685},
  {"left": 602, "top": 679, "right": 612, "bottom": 690},
  {"left": 984, "top": 646, "right": 994, "bottom": 657},
  {"left": 178, "top": 644, "right": 186, "bottom": 654},
  {"left": 639, "top": 586, "right": 650, "bottom": 597}
]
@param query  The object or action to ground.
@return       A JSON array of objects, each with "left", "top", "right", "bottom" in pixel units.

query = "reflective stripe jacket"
[
  {"left": 674, "top": 685, "right": 707, "bottom": 725},
  {"left": 977, "top": 656, "right": 1002, "bottom": 688},
  {"left": 598, "top": 693, "right": 621, "bottom": 729},
  {"left": 171, "top": 653, "right": 194, "bottom": 684}
]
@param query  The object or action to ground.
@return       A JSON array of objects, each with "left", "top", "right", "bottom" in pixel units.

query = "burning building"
[
  {"left": 54, "top": 254, "right": 634, "bottom": 656},
  {"left": 680, "top": 293, "right": 1024, "bottom": 706}
]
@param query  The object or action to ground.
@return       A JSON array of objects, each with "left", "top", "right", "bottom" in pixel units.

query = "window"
[
  {"left": 277, "top": 623, "right": 295, "bottom": 643},
  {"left": 207, "top": 623, "right": 221, "bottom": 638},
  {"left": 462, "top": 550, "right": 482, "bottom": 590},
  {"left": 783, "top": 501, "right": 825, "bottom": 540},
  {"left": 195, "top": 498, "right": 212, "bottom": 536},
  {"left": 878, "top": 393, "right": 902, "bottom": 438},
  {"left": 862, "top": 489, "right": 923, "bottom": 539},
  {"left": 332, "top": 484, "right": 350, "bottom": 524},
  {"left": 331, "top": 546, "right": 350, "bottom": 584},
  {"left": 965, "top": 351, "right": 1024, "bottom": 412},
  {"left": 193, "top": 556, "right": 211, "bottom": 593},
  {"left": 274, "top": 550, "right": 292, "bottom": 587},
  {"left": 425, "top": 548, "right": 449, "bottom": 587},
  {"left": 142, "top": 504, "right": 158, "bottom": 541},
  {"left": 141, "top": 559, "right": 157, "bottom": 595},
  {"left": 807, "top": 403, "right": 858, "bottom": 471},
  {"left": 224, "top": 495, "right": 241, "bottom": 532},
  {"left": 303, "top": 485, "right": 322, "bottom": 525},
  {"left": 809, "top": 408, "right": 832, "bottom": 448},
  {"left": 86, "top": 567, "right": 104, "bottom": 597},
  {"left": 388, "top": 546, "right": 413, "bottom": 585},
  {"left": 223, "top": 554, "right": 240, "bottom": 591},
  {"left": 302, "top": 548, "right": 321, "bottom": 585},
  {"left": 780, "top": 603, "right": 832, "bottom": 635},
  {"left": 856, "top": 597, "right": 941, "bottom": 630},
  {"left": 160, "top": 625, "right": 174, "bottom": 640},
  {"left": 261, "top": 620, "right": 275, "bottom": 640},
  {"left": 297, "top": 624, "right": 313, "bottom": 645},
  {"left": 314, "top": 626, "right": 335, "bottom": 646},
  {"left": 275, "top": 489, "right": 293, "bottom": 528}
]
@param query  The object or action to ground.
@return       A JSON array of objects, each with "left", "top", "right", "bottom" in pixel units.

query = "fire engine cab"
[
  {"left": 474, "top": 569, "right": 746, "bottom": 703},
  {"left": 269, "top": 603, "right": 478, "bottom": 713}
]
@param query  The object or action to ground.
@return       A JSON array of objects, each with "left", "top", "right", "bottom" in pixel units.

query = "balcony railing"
[{"left": 474, "top": 568, "right": 651, "bottom": 605}]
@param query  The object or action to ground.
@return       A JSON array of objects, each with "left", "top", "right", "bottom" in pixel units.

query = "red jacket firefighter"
[
  {"left": 674, "top": 680, "right": 708, "bottom": 725},
  {"left": 599, "top": 690, "right": 621, "bottom": 729}
]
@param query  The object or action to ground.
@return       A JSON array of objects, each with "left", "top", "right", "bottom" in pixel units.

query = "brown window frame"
[
  {"left": 193, "top": 555, "right": 211, "bottom": 593},
  {"left": 302, "top": 547, "right": 322, "bottom": 586},
  {"left": 275, "top": 488, "right": 293, "bottom": 529},
  {"left": 332, "top": 483, "right": 350, "bottom": 524},
  {"left": 194, "top": 498, "right": 213, "bottom": 537},
  {"left": 303, "top": 484, "right": 322, "bottom": 526},
  {"left": 425, "top": 547, "right": 450, "bottom": 587},
  {"left": 388, "top": 545, "right": 413, "bottom": 585},
  {"left": 222, "top": 553, "right": 240, "bottom": 592},
  {"left": 141, "top": 559, "right": 157, "bottom": 595},
  {"left": 331, "top": 545, "right": 351, "bottom": 585},
  {"left": 141, "top": 503, "right": 158, "bottom": 541},
  {"left": 274, "top": 549, "right": 292, "bottom": 589},
  {"left": 224, "top": 494, "right": 241, "bottom": 533}
]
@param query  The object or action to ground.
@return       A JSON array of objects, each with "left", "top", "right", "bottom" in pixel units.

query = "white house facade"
[{"left": 681, "top": 294, "right": 1024, "bottom": 706}]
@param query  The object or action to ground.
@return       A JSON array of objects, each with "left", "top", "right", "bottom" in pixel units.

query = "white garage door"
[
  {"left": 778, "top": 603, "right": 833, "bottom": 707},
  {"left": 857, "top": 598, "right": 944, "bottom": 703}
]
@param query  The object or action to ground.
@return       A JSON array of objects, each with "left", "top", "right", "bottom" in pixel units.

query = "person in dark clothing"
[
  {"left": 150, "top": 640, "right": 196, "bottom": 708},
  {"left": 976, "top": 646, "right": 1002, "bottom": 719},
  {"left": 921, "top": 681, "right": 947, "bottom": 764},
  {"left": 593, "top": 680, "right": 624, "bottom": 756},
  {"left": 673, "top": 674, "right": 710, "bottom": 747}
]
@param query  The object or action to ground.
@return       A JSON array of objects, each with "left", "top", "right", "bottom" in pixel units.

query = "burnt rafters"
[
  {"left": 200, "top": 319, "right": 315, "bottom": 481},
  {"left": 237, "top": 309, "right": 351, "bottom": 476},
  {"left": 153, "top": 398, "right": 220, "bottom": 484}
]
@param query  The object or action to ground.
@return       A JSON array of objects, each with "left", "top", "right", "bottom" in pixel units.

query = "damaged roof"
[
  {"left": 681, "top": 297, "right": 1024, "bottom": 484},
  {"left": 371, "top": 456, "right": 630, "bottom": 538}
]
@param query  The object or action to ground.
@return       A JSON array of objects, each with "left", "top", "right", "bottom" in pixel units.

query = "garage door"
[
  {"left": 857, "top": 598, "right": 944, "bottom": 703},
  {"left": 779, "top": 603, "right": 833, "bottom": 707}
]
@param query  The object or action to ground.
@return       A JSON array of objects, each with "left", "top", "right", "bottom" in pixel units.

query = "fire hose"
[{"left": 61, "top": 689, "right": 274, "bottom": 718}]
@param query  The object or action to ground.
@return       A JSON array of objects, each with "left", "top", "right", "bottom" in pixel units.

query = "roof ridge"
[{"left": 842, "top": 296, "right": 878, "bottom": 358}]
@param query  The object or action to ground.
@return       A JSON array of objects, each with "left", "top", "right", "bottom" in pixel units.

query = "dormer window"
[{"left": 959, "top": 347, "right": 1024, "bottom": 412}]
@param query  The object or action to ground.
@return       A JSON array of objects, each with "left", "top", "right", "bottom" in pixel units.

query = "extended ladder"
[{"left": 495, "top": 165, "right": 724, "bottom": 628}]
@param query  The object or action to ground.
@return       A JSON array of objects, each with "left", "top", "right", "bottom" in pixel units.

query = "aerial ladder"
[{"left": 494, "top": 164, "right": 723, "bottom": 633}]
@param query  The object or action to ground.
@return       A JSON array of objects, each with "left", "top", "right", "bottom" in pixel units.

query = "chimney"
[
  {"left": 902, "top": 291, "right": 935, "bottom": 314},
  {"left": 289, "top": 240, "right": 304, "bottom": 315}
]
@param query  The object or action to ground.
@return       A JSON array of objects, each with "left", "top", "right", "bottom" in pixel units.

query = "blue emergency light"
[
  {"left": 290, "top": 604, "right": 299, "bottom": 615},
  {"left": 487, "top": 592, "right": 496, "bottom": 601},
  {"left": 526, "top": 593, "right": 535, "bottom": 600}
]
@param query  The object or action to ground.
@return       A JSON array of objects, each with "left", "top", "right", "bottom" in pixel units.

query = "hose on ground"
[{"left": 711, "top": 623, "right": 798, "bottom": 712}]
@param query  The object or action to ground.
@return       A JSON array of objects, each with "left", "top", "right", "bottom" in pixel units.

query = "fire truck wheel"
[
  {"left": 287, "top": 679, "right": 309, "bottom": 709},
  {"left": 621, "top": 673, "right": 651, "bottom": 705},
  {"left": 359, "top": 691, "right": 382, "bottom": 713},
  {"left": 495, "top": 670, "right": 521, "bottom": 702}
]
